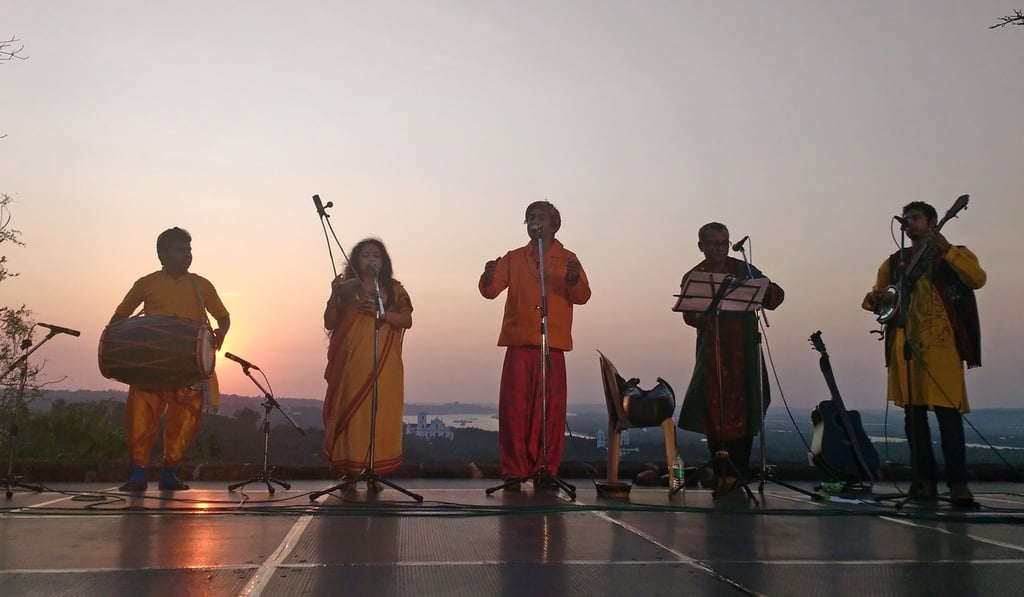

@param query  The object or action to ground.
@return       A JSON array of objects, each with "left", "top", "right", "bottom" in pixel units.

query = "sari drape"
[{"left": 322, "top": 287, "right": 409, "bottom": 475}]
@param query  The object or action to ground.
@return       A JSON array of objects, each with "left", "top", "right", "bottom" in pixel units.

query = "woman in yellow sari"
[{"left": 322, "top": 239, "right": 413, "bottom": 485}]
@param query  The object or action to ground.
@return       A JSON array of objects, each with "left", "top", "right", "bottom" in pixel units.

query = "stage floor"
[{"left": 1, "top": 478, "right": 1022, "bottom": 596}]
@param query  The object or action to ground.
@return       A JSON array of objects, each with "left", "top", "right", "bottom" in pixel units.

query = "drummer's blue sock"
[
  {"left": 129, "top": 465, "right": 147, "bottom": 484},
  {"left": 160, "top": 466, "right": 179, "bottom": 483}
]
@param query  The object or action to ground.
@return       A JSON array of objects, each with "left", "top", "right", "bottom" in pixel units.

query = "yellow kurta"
[
  {"left": 113, "top": 269, "right": 230, "bottom": 466},
  {"left": 864, "top": 246, "right": 985, "bottom": 413}
]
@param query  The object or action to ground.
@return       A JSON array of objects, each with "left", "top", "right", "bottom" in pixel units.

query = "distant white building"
[
  {"left": 595, "top": 429, "right": 638, "bottom": 455},
  {"left": 405, "top": 412, "right": 454, "bottom": 440}
]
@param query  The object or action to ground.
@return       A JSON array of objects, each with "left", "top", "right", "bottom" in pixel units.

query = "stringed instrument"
[
  {"left": 874, "top": 194, "right": 969, "bottom": 323},
  {"left": 809, "top": 331, "right": 880, "bottom": 483}
]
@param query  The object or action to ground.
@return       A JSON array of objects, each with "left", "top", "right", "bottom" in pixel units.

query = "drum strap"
[
  {"left": 187, "top": 274, "right": 210, "bottom": 326},
  {"left": 187, "top": 274, "right": 216, "bottom": 413}
]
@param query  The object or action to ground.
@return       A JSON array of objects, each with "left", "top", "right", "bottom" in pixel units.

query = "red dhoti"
[{"left": 498, "top": 346, "right": 567, "bottom": 478}]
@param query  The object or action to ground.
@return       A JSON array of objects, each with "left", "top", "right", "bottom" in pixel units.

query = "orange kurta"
[
  {"left": 478, "top": 240, "right": 591, "bottom": 350},
  {"left": 322, "top": 283, "right": 412, "bottom": 475}
]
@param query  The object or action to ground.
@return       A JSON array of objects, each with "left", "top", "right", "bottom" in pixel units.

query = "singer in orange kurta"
[
  {"left": 479, "top": 201, "right": 591, "bottom": 487},
  {"left": 109, "top": 227, "right": 230, "bottom": 492},
  {"left": 322, "top": 239, "right": 413, "bottom": 481}
]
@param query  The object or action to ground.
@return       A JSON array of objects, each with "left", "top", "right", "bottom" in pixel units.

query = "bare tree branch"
[
  {"left": 990, "top": 9, "right": 1024, "bottom": 29},
  {"left": 0, "top": 36, "right": 28, "bottom": 62},
  {"left": 1, "top": 194, "right": 25, "bottom": 284}
]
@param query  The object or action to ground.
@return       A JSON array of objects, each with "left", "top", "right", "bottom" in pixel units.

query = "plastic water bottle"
[{"left": 672, "top": 454, "right": 685, "bottom": 492}]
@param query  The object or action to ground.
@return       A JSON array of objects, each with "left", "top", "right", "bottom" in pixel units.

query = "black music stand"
[
  {"left": 227, "top": 362, "right": 304, "bottom": 494},
  {"left": 674, "top": 272, "right": 766, "bottom": 503},
  {"left": 486, "top": 228, "right": 576, "bottom": 500},
  {"left": 310, "top": 271, "right": 423, "bottom": 503},
  {"left": 1, "top": 330, "right": 61, "bottom": 498}
]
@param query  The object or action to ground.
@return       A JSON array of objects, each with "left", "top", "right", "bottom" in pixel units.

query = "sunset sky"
[{"left": 3, "top": 3, "right": 1022, "bottom": 417}]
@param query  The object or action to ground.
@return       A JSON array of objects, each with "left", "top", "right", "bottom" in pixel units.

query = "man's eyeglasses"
[{"left": 701, "top": 241, "right": 730, "bottom": 248}]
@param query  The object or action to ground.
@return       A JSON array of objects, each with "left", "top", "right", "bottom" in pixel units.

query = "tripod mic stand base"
[
  {"left": 3, "top": 476, "right": 44, "bottom": 499},
  {"left": 228, "top": 471, "right": 291, "bottom": 495},
  {"left": 486, "top": 468, "right": 576, "bottom": 500},
  {"left": 711, "top": 451, "right": 758, "bottom": 504},
  {"left": 309, "top": 469, "right": 423, "bottom": 503},
  {"left": 755, "top": 470, "right": 825, "bottom": 501}
]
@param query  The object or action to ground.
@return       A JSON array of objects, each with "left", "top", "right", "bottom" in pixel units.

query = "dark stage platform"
[{"left": 1, "top": 478, "right": 1022, "bottom": 596}]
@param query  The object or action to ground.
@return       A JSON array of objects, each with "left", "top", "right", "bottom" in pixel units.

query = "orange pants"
[{"left": 125, "top": 385, "right": 203, "bottom": 467}]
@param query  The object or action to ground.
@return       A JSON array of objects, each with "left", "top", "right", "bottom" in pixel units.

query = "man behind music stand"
[{"left": 673, "top": 222, "right": 785, "bottom": 500}]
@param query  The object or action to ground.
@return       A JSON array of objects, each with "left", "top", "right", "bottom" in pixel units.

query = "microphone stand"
[
  {"left": 704, "top": 276, "right": 758, "bottom": 503},
  {"left": 311, "top": 194, "right": 350, "bottom": 279},
  {"left": 227, "top": 363, "right": 304, "bottom": 494},
  {"left": 486, "top": 228, "right": 576, "bottom": 499},
  {"left": 310, "top": 269, "right": 423, "bottom": 503},
  {"left": 1, "top": 330, "right": 64, "bottom": 498},
  {"left": 734, "top": 244, "right": 816, "bottom": 500}
]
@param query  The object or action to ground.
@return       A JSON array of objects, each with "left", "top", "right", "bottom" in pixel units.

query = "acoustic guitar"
[{"left": 809, "top": 331, "right": 880, "bottom": 483}]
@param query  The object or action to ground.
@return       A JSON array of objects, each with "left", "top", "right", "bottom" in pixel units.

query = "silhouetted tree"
[
  {"left": 0, "top": 37, "right": 26, "bottom": 62},
  {"left": 1, "top": 37, "right": 27, "bottom": 138},
  {"left": 1, "top": 196, "right": 43, "bottom": 454},
  {"left": 991, "top": 9, "right": 1024, "bottom": 29}
]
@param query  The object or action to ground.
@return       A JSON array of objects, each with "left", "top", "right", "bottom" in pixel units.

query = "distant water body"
[
  {"left": 403, "top": 414, "right": 500, "bottom": 433},
  {"left": 403, "top": 412, "right": 586, "bottom": 435}
]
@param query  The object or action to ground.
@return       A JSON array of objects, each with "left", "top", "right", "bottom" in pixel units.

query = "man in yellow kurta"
[
  {"left": 863, "top": 202, "right": 985, "bottom": 505},
  {"left": 110, "top": 227, "right": 230, "bottom": 491}
]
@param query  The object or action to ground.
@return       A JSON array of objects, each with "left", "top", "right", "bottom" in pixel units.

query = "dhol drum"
[{"left": 98, "top": 316, "right": 215, "bottom": 390}]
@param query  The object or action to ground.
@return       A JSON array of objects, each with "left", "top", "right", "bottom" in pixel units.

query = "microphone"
[
  {"left": 224, "top": 352, "right": 261, "bottom": 371},
  {"left": 529, "top": 223, "right": 542, "bottom": 239},
  {"left": 731, "top": 235, "right": 749, "bottom": 252},
  {"left": 368, "top": 263, "right": 386, "bottom": 316},
  {"left": 37, "top": 322, "right": 81, "bottom": 337},
  {"left": 894, "top": 215, "right": 910, "bottom": 230},
  {"left": 312, "top": 194, "right": 333, "bottom": 218}
]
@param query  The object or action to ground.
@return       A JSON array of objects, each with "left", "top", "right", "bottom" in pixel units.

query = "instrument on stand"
[
  {"left": 809, "top": 331, "right": 880, "bottom": 484},
  {"left": 874, "top": 194, "right": 969, "bottom": 323}
]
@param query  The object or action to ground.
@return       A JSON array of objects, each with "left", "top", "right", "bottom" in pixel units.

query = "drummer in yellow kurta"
[
  {"left": 863, "top": 201, "right": 985, "bottom": 505},
  {"left": 109, "top": 227, "right": 230, "bottom": 492}
]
